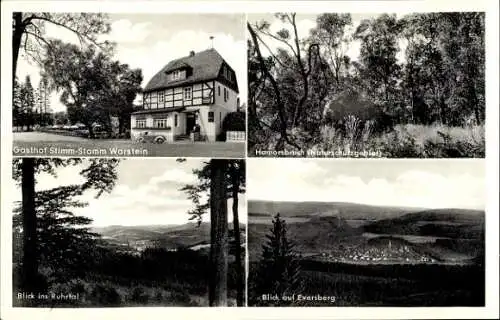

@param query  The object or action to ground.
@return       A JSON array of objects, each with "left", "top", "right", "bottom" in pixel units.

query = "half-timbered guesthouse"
[{"left": 131, "top": 49, "right": 240, "bottom": 143}]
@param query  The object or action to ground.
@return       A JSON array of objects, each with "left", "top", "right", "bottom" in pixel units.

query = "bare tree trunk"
[
  {"left": 21, "top": 158, "right": 38, "bottom": 295},
  {"left": 231, "top": 163, "right": 244, "bottom": 306},
  {"left": 12, "top": 13, "right": 24, "bottom": 82},
  {"left": 209, "top": 159, "right": 228, "bottom": 306}
]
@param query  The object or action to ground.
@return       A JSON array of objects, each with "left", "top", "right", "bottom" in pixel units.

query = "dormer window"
[
  {"left": 222, "top": 65, "right": 232, "bottom": 82},
  {"left": 171, "top": 70, "right": 182, "bottom": 81}
]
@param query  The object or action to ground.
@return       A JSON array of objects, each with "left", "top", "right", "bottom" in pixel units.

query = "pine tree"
[
  {"left": 254, "top": 213, "right": 302, "bottom": 306},
  {"left": 208, "top": 159, "right": 228, "bottom": 306},
  {"left": 180, "top": 159, "right": 246, "bottom": 306},
  {"left": 39, "top": 77, "right": 52, "bottom": 125},
  {"left": 20, "top": 75, "right": 35, "bottom": 131},
  {"left": 13, "top": 76, "right": 22, "bottom": 130},
  {"left": 12, "top": 158, "right": 119, "bottom": 304},
  {"left": 13, "top": 185, "right": 102, "bottom": 279}
]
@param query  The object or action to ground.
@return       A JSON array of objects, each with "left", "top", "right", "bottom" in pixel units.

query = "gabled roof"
[{"left": 144, "top": 48, "right": 238, "bottom": 93}]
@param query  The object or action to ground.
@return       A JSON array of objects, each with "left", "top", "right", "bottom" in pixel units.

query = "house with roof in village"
[{"left": 131, "top": 48, "right": 242, "bottom": 143}]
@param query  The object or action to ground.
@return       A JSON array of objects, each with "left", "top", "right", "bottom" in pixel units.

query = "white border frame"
[{"left": 1, "top": 1, "right": 498, "bottom": 319}]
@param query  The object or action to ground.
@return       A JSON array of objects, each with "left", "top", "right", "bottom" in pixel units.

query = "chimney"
[{"left": 189, "top": 50, "right": 195, "bottom": 57}]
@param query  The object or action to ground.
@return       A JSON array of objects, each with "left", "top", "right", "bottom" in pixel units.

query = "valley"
[
  {"left": 248, "top": 200, "right": 485, "bottom": 306},
  {"left": 93, "top": 222, "right": 245, "bottom": 256}
]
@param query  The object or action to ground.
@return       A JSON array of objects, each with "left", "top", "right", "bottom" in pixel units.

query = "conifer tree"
[
  {"left": 12, "top": 158, "right": 119, "bottom": 300},
  {"left": 13, "top": 185, "right": 102, "bottom": 279},
  {"left": 254, "top": 213, "right": 302, "bottom": 305},
  {"left": 13, "top": 76, "right": 22, "bottom": 130},
  {"left": 20, "top": 75, "right": 35, "bottom": 131},
  {"left": 180, "top": 159, "right": 246, "bottom": 306}
]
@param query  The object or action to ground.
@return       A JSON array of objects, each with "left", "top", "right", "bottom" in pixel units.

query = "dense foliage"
[{"left": 248, "top": 13, "right": 485, "bottom": 156}]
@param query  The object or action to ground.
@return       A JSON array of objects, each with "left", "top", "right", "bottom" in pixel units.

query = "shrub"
[
  {"left": 222, "top": 112, "right": 246, "bottom": 132},
  {"left": 423, "top": 131, "right": 485, "bottom": 157},
  {"left": 129, "top": 287, "right": 149, "bottom": 304},
  {"left": 154, "top": 291, "right": 163, "bottom": 302},
  {"left": 380, "top": 131, "right": 423, "bottom": 158},
  {"left": 89, "top": 284, "right": 121, "bottom": 306},
  {"left": 169, "top": 290, "right": 192, "bottom": 305}
]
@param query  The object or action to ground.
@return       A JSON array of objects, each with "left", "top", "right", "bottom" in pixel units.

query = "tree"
[
  {"left": 12, "top": 185, "right": 102, "bottom": 279},
  {"left": 309, "top": 13, "right": 352, "bottom": 87},
  {"left": 208, "top": 159, "right": 228, "bottom": 306},
  {"left": 34, "top": 77, "right": 52, "bottom": 126},
  {"left": 400, "top": 12, "right": 485, "bottom": 126},
  {"left": 253, "top": 213, "right": 302, "bottom": 306},
  {"left": 12, "top": 158, "right": 120, "bottom": 300},
  {"left": 42, "top": 41, "right": 142, "bottom": 138},
  {"left": 100, "top": 66, "right": 143, "bottom": 134},
  {"left": 228, "top": 161, "right": 245, "bottom": 306},
  {"left": 19, "top": 75, "right": 36, "bottom": 131},
  {"left": 354, "top": 14, "right": 402, "bottom": 114},
  {"left": 248, "top": 13, "right": 324, "bottom": 151},
  {"left": 12, "top": 12, "right": 111, "bottom": 83},
  {"left": 13, "top": 76, "right": 22, "bottom": 130},
  {"left": 180, "top": 160, "right": 246, "bottom": 306}
]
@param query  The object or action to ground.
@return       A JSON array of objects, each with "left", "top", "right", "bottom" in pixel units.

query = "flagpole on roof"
[{"left": 210, "top": 36, "right": 214, "bottom": 49}]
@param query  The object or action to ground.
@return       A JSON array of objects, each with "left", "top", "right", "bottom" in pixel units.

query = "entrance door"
[{"left": 186, "top": 113, "right": 196, "bottom": 134}]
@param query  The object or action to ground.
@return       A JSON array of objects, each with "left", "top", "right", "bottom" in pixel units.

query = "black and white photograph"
[
  {"left": 248, "top": 12, "right": 485, "bottom": 158},
  {"left": 247, "top": 159, "right": 485, "bottom": 306},
  {"left": 1, "top": 1, "right": 499, "bottom": 319},
  {"left": 12, "top": 158, "right": 246, "bottom": 307},
  {"left": 12, "top": 13, "right": 246, "bottom": 158}
]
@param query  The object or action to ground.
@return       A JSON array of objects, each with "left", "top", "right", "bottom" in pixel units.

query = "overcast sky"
[
  {"left": 248, "top": 12, "right": 409, "bottom": 64},
  {"left": 247, "top": 159, "right": 485, "bottom": 210},
  {"left": 16, "top": 13, "right": 246, "bottom": 113},
  {"left": 12, "top": 159, "right": 247, "bottom": 227}
]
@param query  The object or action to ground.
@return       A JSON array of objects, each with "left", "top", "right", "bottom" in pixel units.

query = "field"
[{"left": 247, "top": 200, "right": 485, "bottom": 306}]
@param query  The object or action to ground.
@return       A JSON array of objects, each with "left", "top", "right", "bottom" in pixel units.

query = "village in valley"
[{"left": 310, "top": 240, "right": 437, "bottom": 264}]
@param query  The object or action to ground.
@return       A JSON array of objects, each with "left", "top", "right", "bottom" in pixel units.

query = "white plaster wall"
[{"left": 214, "top": 80, "right": 238, "bottom": 112}]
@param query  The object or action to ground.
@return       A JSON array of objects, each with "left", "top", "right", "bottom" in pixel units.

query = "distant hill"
[
  {"left": 248, "top": 202, "right": 484, "bottom": 263},
  {"left": 248, "top": 215, "right": 364, "bottom": 258},
  {"left": 93, "top": 222, "right": 246, "bottom": 249},
  {"left": 248, "top": 200, "right": 424, "bottom": 221},
  {"left": 363, "top": 209, "right": 485, "bottom": 239}
]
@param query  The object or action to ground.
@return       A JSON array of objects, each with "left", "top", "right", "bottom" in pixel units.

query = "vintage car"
[{"left": 135, "top": 132, "right": 168, "bottom": 144}]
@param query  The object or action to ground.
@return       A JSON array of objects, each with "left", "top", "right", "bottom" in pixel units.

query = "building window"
[
  {"left": 224, "top": 88, "right": 227, "bottom": 102},
  {"left": 219, "top": 112, "right": 222, "bottom": 128},
  {"left": 153, "top": 118, "right": 168, "bottom": 128},
  {"left": 171, "top": 70, "right": 182, "bottom": 81},
  {"left": 144, "top": 93, "right": 150, "bottom": 109},
  {"left": 218, "top": 86, "right": 220, "bottom": 96},
  {"left": 184, "top": 87, "right": 192, "bottom": 100},
  {"left": 224, "top": 66, "right": 231, "bottom": 81},
  {"left": 208, "top": 111, "right": 214, "bottom": 123},
  {"left": 136, "top": 119, "right": 146, "bottom": 128},
  {"left": 174, "top": 114, "right": 178, "bottom": 127},
  {"left": 159, "top": 92, "right": 164, "bottom": 102}
]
